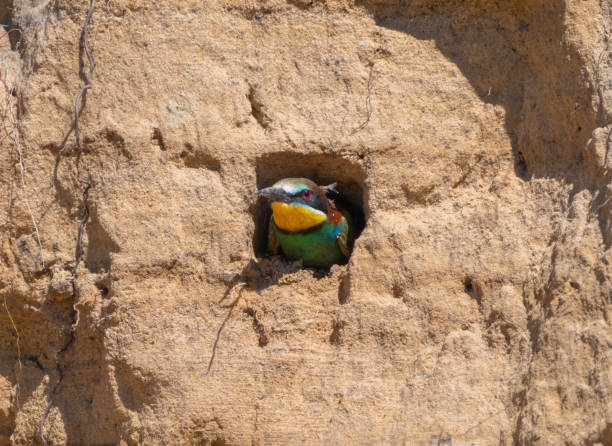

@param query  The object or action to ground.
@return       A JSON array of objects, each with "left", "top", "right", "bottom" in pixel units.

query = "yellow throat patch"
[{"left": 271, "top": 202, "right": 327, "bottom": 232}]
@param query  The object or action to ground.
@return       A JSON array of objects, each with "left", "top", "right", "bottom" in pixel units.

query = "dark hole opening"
[
  {"left": 0, "top": 1, "right": 22, "bottom": 51},
  {"left": 515, "top": 151, "right": 527, "bottom": 178},
  {"left": 0, "top": 1, "right": 12, "bottom": 28},
  {"left": 95, "top": 279, "right": 110, "bottom": 298},
  {"left": 463, "top": 276, "right": 473, "bottom": 294},
  {"left": 252, "top": 152, "right": 368, "bottom": 266}
]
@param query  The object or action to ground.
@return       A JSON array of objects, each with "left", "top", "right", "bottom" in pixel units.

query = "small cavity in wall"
[
  {"left": 252, "top": 152, "right": 367, "bottom": 265},
  {"left": 0, "top": 1, "right": 22, "bottom": 51}
]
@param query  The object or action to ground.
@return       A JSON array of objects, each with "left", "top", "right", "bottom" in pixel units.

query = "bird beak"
[{"left": 257, "top": 187, "right": 291, "bottom": 202}]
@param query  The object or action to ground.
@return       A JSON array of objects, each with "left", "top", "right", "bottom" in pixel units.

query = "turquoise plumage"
[
  {"left": 271, "top": 215, "right": 349, "bottom": 268},
  {"left": 258, "top": 178, "right": 353, "bottom": 268}
]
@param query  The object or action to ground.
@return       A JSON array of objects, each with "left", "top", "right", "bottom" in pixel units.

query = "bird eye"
[{"left": 302, "top": 190, "right": 311, "bottom": 199}]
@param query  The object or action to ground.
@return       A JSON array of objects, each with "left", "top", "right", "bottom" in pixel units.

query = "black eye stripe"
[{"left": 292, "top": 192, "right": 328, "bottom": 213}]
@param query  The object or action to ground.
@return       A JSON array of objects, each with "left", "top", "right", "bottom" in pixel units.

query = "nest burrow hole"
[
  {"left": 0, "top": 1, "right": 22, "bottom": 50},
  {"left": 252, "top": 152, "right": 368, "bottom": 260}
]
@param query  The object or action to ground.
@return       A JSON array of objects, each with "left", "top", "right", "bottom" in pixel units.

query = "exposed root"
[
  {"left": 72, "top": 179, "right": 91, "bottom": 276},
  {"left": 39, "top": 185, "right": 90, "bottom": 442},
  {"left": 39, "top": 327, "right": 76, "bottom": 446},
  {"left": 40, "top": 1, "right": 96, "bottom": 444},
  {"left": 0, "top": 28, "right": 22, "bottom": 52},
  {"left": 0, "top": 28, "right": 22, "bottom": 44},
  {"left": 14, "top": 126, "right": 44, "bottom": 268},
  {"left": 350, "top": 62, "right": 374, "bottom": 135},
  {"left": 61, "top": 0, "right": 96, "bottom": 155},
  {"left": 605, "top": 126, "right": 612, "bottom": 168},
  {"left": 593, "top": 193, "right": 612, "bottom": 215},
  {"left": 73, "top": 0, "right": 95, "bottom": 154},
  {"left": 0, "top": 76, "right": 44, "bottom": 269},
  {"left": 206, "top": 282, "right": 247, "bottom": 375},
  {"left": 3, "top": 295, "right": 22, "bottom": 409}
]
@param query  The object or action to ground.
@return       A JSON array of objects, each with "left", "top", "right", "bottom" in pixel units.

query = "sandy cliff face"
[{"left": 0, "top": 0, "right": 610, "bottom": 444}]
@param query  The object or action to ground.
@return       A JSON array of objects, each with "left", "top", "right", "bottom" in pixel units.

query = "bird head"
[{"left": 258, "top": 178, "right": 342, "bottom": 232}]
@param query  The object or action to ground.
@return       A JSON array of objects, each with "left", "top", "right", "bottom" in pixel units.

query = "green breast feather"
[{"left": 269, "top": 216, "right": 351, "bottom": 268}]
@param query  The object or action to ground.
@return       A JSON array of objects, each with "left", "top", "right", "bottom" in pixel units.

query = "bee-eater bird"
[{"left": 258, "top": 178, "right": 354, "bottom": 268}]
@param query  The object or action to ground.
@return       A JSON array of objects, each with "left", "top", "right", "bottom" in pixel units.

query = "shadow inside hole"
[
  {"left": 0, "top": 1, "right": 22, "bottom": 51},
  {"left": 252, "top": 152, "right": 368, "bottom": 264},
  {"left": 0, "top": 0, "right": 11, "bottom": 27}
]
